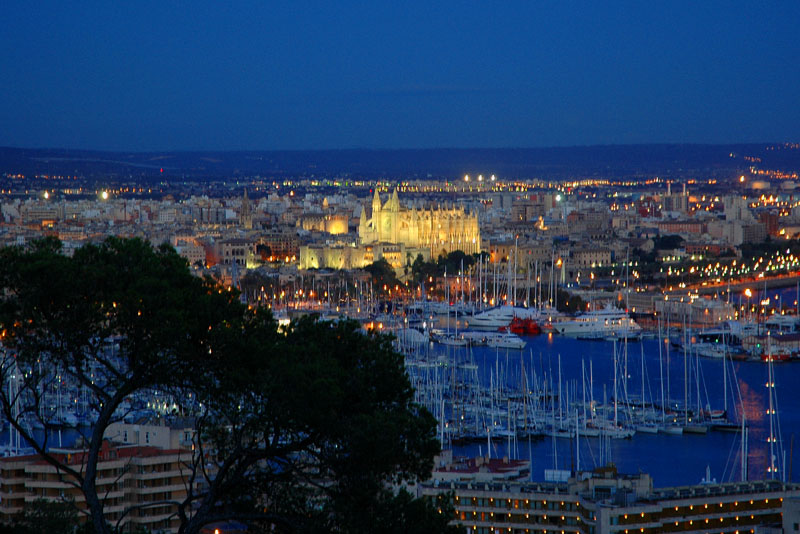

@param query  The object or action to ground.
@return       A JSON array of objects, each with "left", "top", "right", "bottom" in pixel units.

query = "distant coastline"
[{"left": 2, "top": 143, "right": 799, "bottom": 181}]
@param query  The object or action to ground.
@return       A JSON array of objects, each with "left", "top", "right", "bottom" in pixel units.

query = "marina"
[
  {"left": 396, "top": 310, "right": 800, "bottom": 487},
  {"left": 3, "top": 282, "right": 800, "bottom": 489}
]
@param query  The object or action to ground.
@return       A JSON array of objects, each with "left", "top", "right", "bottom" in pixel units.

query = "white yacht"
[
  {"left": 467, "top": 305, "right": 539, "bottom": 330},
  {"left": 553, "top": 304, "right": 642, "bottom": 340},
  {"left": 483, "top": 332, "right": 527, "bottom": 350}
]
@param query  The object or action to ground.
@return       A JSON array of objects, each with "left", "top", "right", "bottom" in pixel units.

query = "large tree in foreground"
[{"left": 0, "top": 238, "right": 458, "bottom": 534}]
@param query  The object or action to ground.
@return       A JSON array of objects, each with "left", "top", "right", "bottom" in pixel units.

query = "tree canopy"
[
  {"left": 651, "top": 234, "right": 684, "bottom": 251},
  {"left": 410, "top": 251, "right": 484, "bottom": 285},
  {"left": 0, "top": 237, "right": 457, "bottom": 534},
  {"left": 363, "top": 258, "right": 402, "bottom": 293}
]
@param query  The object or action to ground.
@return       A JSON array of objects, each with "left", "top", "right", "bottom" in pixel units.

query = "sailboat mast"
[
  {"left": 658, "top": 314, "right": 665, "bottom": 423},
  {"left": 741, "top": 413, "right": 748, "bottom": 481},
  {"left": 613, "top": 340, "right": 619, "bottom": 428}
]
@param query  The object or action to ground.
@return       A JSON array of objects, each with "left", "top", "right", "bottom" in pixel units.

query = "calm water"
[{"left": 437, "top": 330, "right": 800, "bottom": 488}]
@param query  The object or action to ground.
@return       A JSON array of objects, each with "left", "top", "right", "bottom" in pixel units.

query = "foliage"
[
  {"left": 0, "top": 499, "right": 82, "bottom": 534},
  {"left": 364, "top": 258, "right": 402, "bottom": 292},
  {"left": 410, "top": 254, "right": 439, "bottom": 285},
  {"left": 255, "top": 243, "right": 272, "bottom": 260},
  {"left": 555, "top": 289, "right": 588, "bottom": 314},
  {"left": 410, "top": 251, "right": 481, "bottom": 284},
  {"left": 651, "top": 234, "right": 684, "bottom": 251},
  {"left": 436, "top": 250, "right": 476, "bottom": 275},
  {"left": 0, "top": 237, "right": 243, "bottom": 534},
  {"left": 0, "top": 237, "right": 453, "bottom": 534},
  {"left": 187, "top": 315, "right": 444, "bottom": 533},
  {"left": 239, "top": 269, "right": 277, "bottom": 299},
  {"left": 740, "top": 237, "right": 800, "bottom": 260}
]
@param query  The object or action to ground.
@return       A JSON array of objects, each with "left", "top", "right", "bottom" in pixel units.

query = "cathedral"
[
  {"left": 299, "top": 188, "right": 480, "bottom": 275},
  {"left": 358, "top": 188, "right": 481, "bottom": 257}
]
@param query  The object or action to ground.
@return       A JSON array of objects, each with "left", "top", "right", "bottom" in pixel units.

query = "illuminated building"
[
  {"left": 423, "top": 464, "right": 800, "bottom": 534},
  {"left": 299, "top": 213, "right": 350, "bottom": 235},
  {"left": 358, "top": 188, "right": 481, "bottom": 257},
  {"left": 300, "top": 189, "right": 481, "bottom": 274}
]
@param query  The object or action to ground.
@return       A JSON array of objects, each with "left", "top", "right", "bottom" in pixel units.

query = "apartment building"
[
  {"left": 423, "top": 464, "right": 800, "bottom": 534},
  {"left": 0, "top": 440, "right": 196, "bottom": 533}
]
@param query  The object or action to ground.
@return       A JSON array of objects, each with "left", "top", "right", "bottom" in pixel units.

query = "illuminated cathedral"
[
  {"left": 358, "top": 188, "right": 481, "bottom": 256},
  {"left": 300, "top": 188, "right": 480, "bottom": 274}
]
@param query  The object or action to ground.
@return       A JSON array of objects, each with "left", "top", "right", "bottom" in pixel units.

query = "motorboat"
[
  {"left": 483, "top": 332, "right": 527, "bottom": 350},
  {"left": 553, "top": 304, "right": 642, "bottom": 340},
  {"left": 499, "top": 316, "right": 541, "bottom": 336},
  {"left": 467, "top": 305, "right": 539, "bottom": 330}
]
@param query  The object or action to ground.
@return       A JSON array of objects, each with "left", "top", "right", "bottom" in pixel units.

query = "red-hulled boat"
[
  {"left": 499, "top": 317, "right": 541, "bottom": 336},
  {"left": 761, "top": 351, "right": 795, "bottom": 363}
]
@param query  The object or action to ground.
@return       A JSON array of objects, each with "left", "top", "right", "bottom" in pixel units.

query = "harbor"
[
  {"left": 400, "top": 329, "right": 800, "bottom": 487},
  {"left": 381, "top": 279, "right": 800, "bottom": 488}
]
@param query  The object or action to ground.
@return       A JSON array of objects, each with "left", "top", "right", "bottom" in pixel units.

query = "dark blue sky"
[{"left": 2, "top": 2, "right": 799, "bottom": 151}]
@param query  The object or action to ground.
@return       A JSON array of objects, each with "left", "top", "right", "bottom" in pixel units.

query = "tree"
[
  {"left": 652, "top": 234, "right": 684, "bottom": 251},
  {"left": 0, "top": 237, "right": 454, "bottom": 534},
  {"left": 364, "top": 258, "right": 402, "bottom": 294},
  {"left": 255, "top": 243, "right": 272, "bottom": 261},
  {"left": 555, "top": 289, "right": 588, "bottom": 314},
  {"left": 192, "top": 315, "right": 453, "bottom": 534},
  {"left": 411, "top": 254, "right": 438, "bottom": 285},
  {"left": 436, "top": 251, "right": 475, "bottom": 276},
  {"left": 0, "top": 237, "right": 243, "bottom": 534},
  {"left": 6, "top": 499, "right": 82, "bottom": 534},
  {"left": 239, "top": 270, "right": 277, "bottom": 303},
  {"left": 409, "top": 251, "right": 478, "bottom": 286}
]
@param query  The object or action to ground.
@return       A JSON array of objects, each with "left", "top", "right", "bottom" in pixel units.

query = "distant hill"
[{"left": 1, "top": 144, "right": 799, "bottom": 181}]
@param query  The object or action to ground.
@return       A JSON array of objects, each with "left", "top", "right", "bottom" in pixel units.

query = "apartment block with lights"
[
  {"left": 0, "top": 439, "right": 197, "bottom": 534},
  {"left": 423, "top": 463, "right": 800, "bottom": 534}
]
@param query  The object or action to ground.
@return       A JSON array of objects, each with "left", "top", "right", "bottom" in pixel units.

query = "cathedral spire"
[
  {"left": 240, "top": 187, "right": 252, "bottom": 230},
  {"left": 372, "top": 186, "right": 381, "bottom": 213}
]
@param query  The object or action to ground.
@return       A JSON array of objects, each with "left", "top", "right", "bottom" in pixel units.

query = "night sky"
[{"left": 2, "top": 2, "right": 799, "bottom": 151}]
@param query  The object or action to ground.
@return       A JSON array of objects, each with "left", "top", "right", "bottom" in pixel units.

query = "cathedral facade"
[
  {"left": 299, "top": 189, "right": 481, "bottom": 275},
  {"left": 358, "top": 189, "right": 481, "bottom": 257}
]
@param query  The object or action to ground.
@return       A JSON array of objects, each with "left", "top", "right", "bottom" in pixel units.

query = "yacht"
[
  {"left": 467, "top": 305, "right": 540, "bottom": 330},
  {"left": 553, "top": 304, "right": 642, "bottom": 340},
  {"left": 483, "top": 332, "right": 527, "bottom": 350}
]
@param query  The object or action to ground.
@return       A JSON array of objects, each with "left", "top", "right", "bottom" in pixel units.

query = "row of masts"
[{"left": 397, "top": 312, "right": 786, "bottom": 482}]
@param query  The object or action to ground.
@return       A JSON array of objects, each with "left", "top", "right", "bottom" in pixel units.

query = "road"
[{"left": 665, "top": 272, "right": 800, "bottom": 297}]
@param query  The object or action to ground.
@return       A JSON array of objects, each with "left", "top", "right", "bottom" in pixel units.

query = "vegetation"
[
  {"left": 652, "top": 234, "right": 684, "bottom": 251},
  {"left": 555, "top": 289, "right": 588, "bottom": 314},
  {"left": 740, "top": 237, "right": 800, "bottom": 259},
  {"left": 410, "top": 251, "right": 486, "bottom": 285},
  {"left": 364, "top": 258, "right": 403, "bottom": 294},
  {"left": 0, "top": 238, "right": 457, "bottom": 534},
  {"left": 0, "top": 499, "right": 81, "bottom": 534}
]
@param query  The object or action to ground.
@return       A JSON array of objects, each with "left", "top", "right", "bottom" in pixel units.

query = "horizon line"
[{"left": 0, "top": 141, "right": 789, "bottom": 154}]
